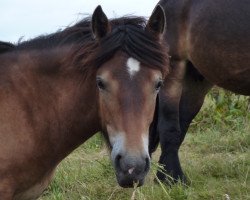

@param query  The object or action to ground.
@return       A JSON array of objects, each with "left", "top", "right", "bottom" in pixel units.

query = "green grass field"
[{"left": 39, "top": 89, "right": 250, "bottom": 200}]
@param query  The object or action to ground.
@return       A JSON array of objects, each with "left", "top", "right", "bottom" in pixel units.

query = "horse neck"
[{"left": 1, "top": 47, "right": 101, "bottom": 161}]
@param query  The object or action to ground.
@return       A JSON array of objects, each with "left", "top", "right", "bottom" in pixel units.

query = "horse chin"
[{"left": 116, "top": 172, "right": 145, "bottom": 188}]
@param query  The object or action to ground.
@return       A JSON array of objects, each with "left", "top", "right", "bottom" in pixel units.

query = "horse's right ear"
[{"left": 92, "top": 5, "right": 111, "bottom": 40}]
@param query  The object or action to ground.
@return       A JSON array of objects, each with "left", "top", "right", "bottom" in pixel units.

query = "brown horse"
[
  {"left": 149, "top": 0, "right": 250, "bottom": 183},
  {"left": 0, "top": 5, "right": 169, "bottom": 199}
]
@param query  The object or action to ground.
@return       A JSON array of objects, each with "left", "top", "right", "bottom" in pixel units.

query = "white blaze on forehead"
[{"left": 127, "top": 57, "right": 141, "bottom": 77}]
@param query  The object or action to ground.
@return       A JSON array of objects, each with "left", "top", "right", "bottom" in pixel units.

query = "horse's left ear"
[
  {"left": 146, "top": 5, "right": 166, "bottom": 40},
  {"left": 92, "top": 5, "right": 111, "bottom": 40}
]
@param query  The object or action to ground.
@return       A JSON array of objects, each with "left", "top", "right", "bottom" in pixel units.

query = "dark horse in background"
[
  {"left": 149, "top": 0, "right": 250, "bottom": 183},
  {"left": 0, "top": 6, "right": 168, "bottom": 199}
]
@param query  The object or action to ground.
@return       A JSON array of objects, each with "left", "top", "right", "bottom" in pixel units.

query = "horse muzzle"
[{"left": 112, "top": 151, "right": 150, "bottom": 188}]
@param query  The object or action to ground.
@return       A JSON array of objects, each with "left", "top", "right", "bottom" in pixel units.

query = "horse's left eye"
[{"left": 155, "top": 80, "right": 163, "bottom": 91}]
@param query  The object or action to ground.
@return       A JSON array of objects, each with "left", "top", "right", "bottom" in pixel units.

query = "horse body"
[
  {"left": 150, "top": 0, "right": 250, "bottom": 183},
  {"left": 0, "top": 6, "right": 169, "bottom": 199},
  {"left": 0, "top": 49, "right": 100, "bottom": 199},
  {"left": 187, "top": 0, "right": 250, "bottom": 94}
]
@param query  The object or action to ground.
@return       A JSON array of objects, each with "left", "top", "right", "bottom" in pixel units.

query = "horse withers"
[
  {"left": 149, "top": 0, "right": 250, "bottom": 184},
  {"left": 0, "top": 5, "right": 169, "bottom": 199}
]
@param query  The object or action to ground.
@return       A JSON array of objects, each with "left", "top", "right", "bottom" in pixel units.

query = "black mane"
[
  {"left": 0, "top": 41, "right": 15, "bottom": 54},
  {"left": 92, "top": 17, "right": 169, "bottom": 73},
  {"left": 13, "top": 15, "right": 169, "bottom": 75},
  {"left": 68, "top": 16, "right": 169, "bottom": 75}
]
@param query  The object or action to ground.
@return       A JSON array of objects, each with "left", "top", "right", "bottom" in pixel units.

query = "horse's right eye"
[{"left": 96, "top": 78, "right": 106, "bottom": 90}]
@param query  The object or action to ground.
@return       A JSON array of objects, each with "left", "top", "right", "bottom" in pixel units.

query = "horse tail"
[{"left": 0, "top": 41, "right": 15, "bottom": 54}]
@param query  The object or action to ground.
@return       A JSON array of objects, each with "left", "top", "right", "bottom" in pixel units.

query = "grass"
[{"left": 39, "top": 89, "right": 250, "bottom": 200}]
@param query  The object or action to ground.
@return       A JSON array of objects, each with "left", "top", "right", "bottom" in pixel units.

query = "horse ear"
[
  {"left": 146, "top": 5, "right": 166, "bottom": 39},
  {"left": 92, "top": 5, "right": 111, "bottom": 40}
]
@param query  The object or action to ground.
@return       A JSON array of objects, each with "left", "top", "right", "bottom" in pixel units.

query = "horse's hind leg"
[{"left": 156, "top": 61, "right": 212, "bottom": 184}]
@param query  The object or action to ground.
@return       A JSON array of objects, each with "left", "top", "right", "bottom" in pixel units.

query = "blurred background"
[{"left": 0, "top": 0, "right": 159, "bottom": 42}]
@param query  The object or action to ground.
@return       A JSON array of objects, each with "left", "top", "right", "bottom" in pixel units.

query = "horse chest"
[{"left": 14, "top": 170, "right": 55, "bottom": 200}]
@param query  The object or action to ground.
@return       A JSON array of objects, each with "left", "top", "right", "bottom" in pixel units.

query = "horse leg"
[
  {"left": 155, "top": 60, "right": 185, "bottom": 184},
  {"left": 179, "top": 61, "right": 213, "bottom": 140},
  {"left": 156, "top": 61, "right": 212, "bottom": 184},
  {"left": 168, "top": 62, "right": 212, "bottom": 183}
]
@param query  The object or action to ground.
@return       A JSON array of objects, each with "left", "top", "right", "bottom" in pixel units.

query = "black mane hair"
[
  {"left": 0, "top": 41, "right": 15, "bottom": 54},
  {"left": 68, "top": 16, "right": 169, "bottom": 75},
  {"left": 14, "top": 16, "right": 169, "bottom": 75}
]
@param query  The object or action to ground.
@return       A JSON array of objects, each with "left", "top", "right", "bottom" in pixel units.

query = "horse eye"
[
  {"left": 96, "top": 78, "right": 106, "bottom": 90},
  {"left": 155, "top": 80, "right": 163, "bottom": 91}
]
